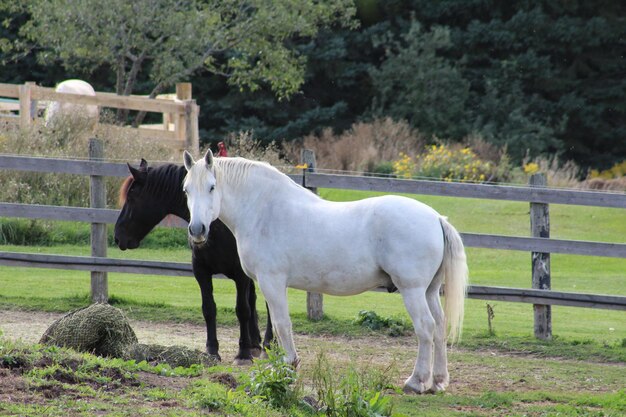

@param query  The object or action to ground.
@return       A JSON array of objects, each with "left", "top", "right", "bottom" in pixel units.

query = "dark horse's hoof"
[
  {"left": 250, "top": 347, "right": 264, "bottom": 358},
  {"left": 208, "top": 353, "right": 221, "bottom": 362},
  {"left": 233, "top": 357, "right": 254, "bottom": 366},
  {"left": 233, "top": 350, "right": 254, "bottom": 365}
]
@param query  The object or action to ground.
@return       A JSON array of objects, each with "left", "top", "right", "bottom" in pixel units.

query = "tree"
[
  {"left": 3, "top": 0, "right": 355, "bottom": 123},
  {"left": 369, "top": 21, "right": 470, "bottom": 140}
]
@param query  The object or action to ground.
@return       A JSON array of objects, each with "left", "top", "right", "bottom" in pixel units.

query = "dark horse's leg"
[
  {"left": 245, "top": 279, "right": 273, "bottom": 353},
  {"left": 245, "top": 278, "right": 262, "bottom": 355},
  {"left": 245, "top": 279, "right": 272, "bottom": 357},
  {"left": 263, "top": 302, "right": 274, "bottom": 351},
  {"left": 192, "top": 257, "right": 220, "bottom": 361},
  {"left": 233, "top": 275, "right": 256, "bottom": 364}
]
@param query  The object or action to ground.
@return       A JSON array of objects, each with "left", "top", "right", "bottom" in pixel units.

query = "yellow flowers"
[
  {"left": 523, "top": 162, "right": 540, "bottom": 175},
  {"left": 294, "top": 163, "right": 308, "bottom": 169},
  {"left": 589, "top": 160, "right": 626, "bottom": 179},
  {"left": 392, "top": 144, "right": 492, "bottom": 182},
  {"left": 392, "top": 153, "right": 415, "bottom": 179}
]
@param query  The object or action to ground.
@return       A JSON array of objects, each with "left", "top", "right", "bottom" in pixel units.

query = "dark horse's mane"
[
  {"left": 118, "top": 176, "right": 133, "bottom": 207},
  {"left": 118, "top": 163, "right": 187, "bottom": 212}
]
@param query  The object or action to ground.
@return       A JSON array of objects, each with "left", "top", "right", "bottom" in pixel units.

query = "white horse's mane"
[{"left": 213, "top": 157, "right": 289, "bottom": 190}]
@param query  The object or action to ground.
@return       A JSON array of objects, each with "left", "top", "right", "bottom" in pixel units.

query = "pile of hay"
[
  {"left": 40, "top": 303, "right": 214, "bottom": 368},
  {"left": 40, "top": 303, "right": 137, "bottom": 357},
  {"left": 126, "top": 343, "right": 213, "bottom": 368}
]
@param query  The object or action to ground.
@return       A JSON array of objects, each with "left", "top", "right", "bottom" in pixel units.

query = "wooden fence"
[
  {"left": 0, "top": 81, "right": 199, "bottom": 153},
  {"left": 1, "top": 149, "right": 625, "bottom": 339}
]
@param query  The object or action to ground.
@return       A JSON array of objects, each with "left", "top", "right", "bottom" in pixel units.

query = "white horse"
[
  {"left": 182, "top": 150, "right": 469, "bottom": 394},
  {"left": 44, "top": 79, "right": 99, "bottom": 126}
]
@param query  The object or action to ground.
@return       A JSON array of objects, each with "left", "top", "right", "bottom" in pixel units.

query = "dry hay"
[
  {"left": 40, "top": 303, "right": 214, "bottom": 368},
  {"left": 126, "top": 343, "right": 216, "bottom": 368}
]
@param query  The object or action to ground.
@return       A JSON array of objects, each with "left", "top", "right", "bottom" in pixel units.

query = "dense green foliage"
[
  {"left": 195, "top": 0, "right": 626, "bottom": 168},
  {"left": 1, "top": 0, "right": 355, "bottom": 100},
  {"left": 1, "top": 1, "right": 625, "bottom": 168}
]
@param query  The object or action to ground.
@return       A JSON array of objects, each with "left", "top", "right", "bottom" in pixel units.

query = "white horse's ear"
[
  {"left": 183, "top": 150, "right": 195, "bottom": 171},
  {"left": 204, "top": 149, "right": 214, "bottom": 169}
]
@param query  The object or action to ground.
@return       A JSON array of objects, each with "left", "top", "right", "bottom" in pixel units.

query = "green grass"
[
  {"left": 0, "top": 190, "right": 625, "bottom": 361},
  {"left": 1, "top": 335, "right": 624, "bottom": 417}
]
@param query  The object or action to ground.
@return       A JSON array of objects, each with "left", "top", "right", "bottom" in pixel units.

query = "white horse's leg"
[
  {"left": 426, "top": 285, "right": 448, "bottom": 392},
  {"left": 400, "top": 286, "right": 435, "bottom": 394},
  {"left": 257, "top": 276, "right": 299, "bottom": 366}
]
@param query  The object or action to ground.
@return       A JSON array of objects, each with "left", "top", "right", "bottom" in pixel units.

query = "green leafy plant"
[
  {"left": 354, "top": 310, "right": 409, "bottom": 337},
  {"left": 244, "top": 345, "right": 299, "bottom": 409},
  {"left": 310, "top": 351, "right": 400, "bottom": 417}
]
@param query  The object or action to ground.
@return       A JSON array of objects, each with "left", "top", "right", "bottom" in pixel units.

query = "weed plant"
[
  {"left": 244, "top": 345, "right": 301, "bottom": 409},
  {"left": 309, "top": 350, "right": 399, "bottom": 417},
  {"left": 354, "top": 310, "right": 410, "bottom": 337}
]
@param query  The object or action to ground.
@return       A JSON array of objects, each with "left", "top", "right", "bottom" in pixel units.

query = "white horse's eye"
[{"left": 209, "top": 185, "right": 215, "bottom": 192}]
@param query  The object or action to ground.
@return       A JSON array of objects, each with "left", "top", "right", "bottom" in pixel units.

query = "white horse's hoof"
[
  {"left": 428, "top": 382, "right": 447, "bottom": 393},
  {"left": 430, "top": 375, "right": 449, "bottom": 393},
  {"left": 403, "top": 377, "right": 432, "bottom": 394},
  {"left": 284, "top": 356, "right": 300, "bottom": 369}
]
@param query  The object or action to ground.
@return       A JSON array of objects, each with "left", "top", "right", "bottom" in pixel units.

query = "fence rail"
[
  {"left": 1, "top": 251, "right": 624, "bottom": 311},
  {"left": 1, "top": 153, "right": 625, "bottom": 319},
  {"left": 1, "top": 202, "right": 624, "bottom": 258},
  {"left": 305, "top": 173, "right": 626, "bottom": 208},
  {"left": 0, "top": 81, "right": 200, "bottom": 153}
]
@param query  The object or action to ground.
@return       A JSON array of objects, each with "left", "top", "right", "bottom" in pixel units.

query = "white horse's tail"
[{"left": 438, "top": 217, "right": 469, "bottom": 344}]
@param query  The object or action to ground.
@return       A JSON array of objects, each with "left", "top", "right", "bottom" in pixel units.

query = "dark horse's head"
[{"left": 114, "top": 159, "right": 183, "bottom": 250}]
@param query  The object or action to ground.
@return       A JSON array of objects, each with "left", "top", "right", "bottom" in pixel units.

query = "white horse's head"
[{"left": 183, "top": 149, "right": 220, "bottom": 244}]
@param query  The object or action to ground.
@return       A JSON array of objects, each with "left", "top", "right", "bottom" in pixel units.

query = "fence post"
[
  {"left": 18, "top": 82, "right": 34, "bottom": 129},
  {"left": 302, "top": 149, "right": 324, "bottom": 321},
  {"left": 530, "top": 173, "right": 551, "bottom": 340},
  {"left": 175, "top": 83, "right": 191, "bottom": 147},
  {"left": 184, "top": 100, "right": 200, "bottom": 155},
  {"left": 89, "top": 138, "right": 108, "bottom": 303}
]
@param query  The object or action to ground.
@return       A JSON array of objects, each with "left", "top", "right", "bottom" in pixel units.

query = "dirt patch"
[
  {"left": 209, "top": 372, "right": 239, "bottom": 390},
  {"left": 136, "top": 370, "right": 196, "bottom": 391}
]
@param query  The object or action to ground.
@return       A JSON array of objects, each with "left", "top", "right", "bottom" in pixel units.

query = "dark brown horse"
[{"left": 114, "top": 159, "right": 272, "bottom": 364}]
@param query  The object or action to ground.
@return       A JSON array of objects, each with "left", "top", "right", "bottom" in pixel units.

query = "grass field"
[
  {"left": 1, "top": 189, "right": 624, "bottom": 347},
  {"left": 0, "top": 188, "right": 625, "bottom": 416}
]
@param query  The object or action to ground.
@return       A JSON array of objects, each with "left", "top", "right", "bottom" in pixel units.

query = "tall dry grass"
[
  {"left": 0, "top": 111, "right": 178, "bottom": 208},
  {"left": 283, "top": 118, "right": 424, "bottom": 172},
  {"left": 523, "top": 155, "right": 583, "bottom": 189},
  {"left": 218, "top": 130, "right": 286, "bottom": 167}
]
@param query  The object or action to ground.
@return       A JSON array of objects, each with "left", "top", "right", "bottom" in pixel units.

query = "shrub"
[
  {"left": 0, "top": 219, "right": 50, "bottom": 245},
  {"left": 418, "top": 144, "right": 493, "bottom": 182},
  {"left": 589, "top": 160, "right": 626, "bottom": 179},
  {"left": 585, "top": 160, "right": 626, "bottom": 191},
  {"left": 365, "top": 161, "right": 396, "bottom": 178},
  {"left": 354, "top": 310, "right": 409, "bottom": 337},
  {"left": 393, "top": 143, "right": 493, "bottom": 182}
]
